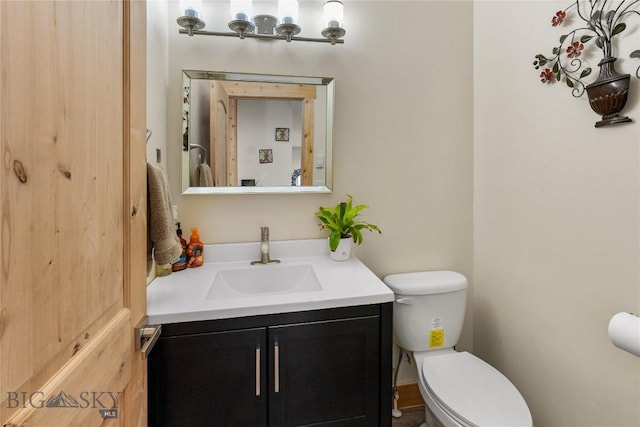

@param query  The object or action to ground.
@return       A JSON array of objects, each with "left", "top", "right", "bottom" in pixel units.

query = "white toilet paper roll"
[{"left": 608, "top": 312, "right": 640, "bottom": 357}]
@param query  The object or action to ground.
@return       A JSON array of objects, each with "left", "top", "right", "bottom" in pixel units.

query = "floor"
[{"left": 391, "top": 406, "right": 425, "bottom": 427}]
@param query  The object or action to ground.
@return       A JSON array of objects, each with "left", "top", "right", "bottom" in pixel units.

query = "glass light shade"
[
  {"left": 230, "top": 0, "right": 253, "bottom": 22},
  {"left": 278, "top": 0, "right": 299, "bottom": 25},
  {"left": 323, "top": 0, "right": 344, "bottom": 28},
  {"left": 179, "top": 0, "right": 204, "bottom": 20}
]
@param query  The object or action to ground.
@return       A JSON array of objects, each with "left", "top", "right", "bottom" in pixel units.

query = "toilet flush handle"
[{"left": 395, "top": 297, "right": 413, "bottom": 305}]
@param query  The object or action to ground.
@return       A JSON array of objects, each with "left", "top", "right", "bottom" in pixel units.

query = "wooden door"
[
  {"left": 0, "top": 1, "right": 147, "bottom": 426},
  {"left": 210, "top": 81, "right": 230, "bottom": 187},
  {"left": 221, "top": 81, "right": 316, "bottom": 186}
]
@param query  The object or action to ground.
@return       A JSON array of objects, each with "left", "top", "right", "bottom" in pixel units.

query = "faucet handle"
[{"left": 250, "top": 226, "right": 280, "bottom": 265}]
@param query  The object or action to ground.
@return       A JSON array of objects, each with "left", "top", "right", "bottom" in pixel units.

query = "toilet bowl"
[
  {"left": 414, "top": 350, "right": 532, "bottom": 427},
  {"left": 383, "top": 271, "right": 533, "bottom": 427}
]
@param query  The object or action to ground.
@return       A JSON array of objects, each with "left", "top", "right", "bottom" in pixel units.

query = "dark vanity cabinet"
[{"left": 148, "top": 303, "right": 392, "bottom": 427}]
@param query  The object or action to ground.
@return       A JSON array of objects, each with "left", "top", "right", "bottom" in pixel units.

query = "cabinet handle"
[
  {"left": 255, "top": 347, "right": 261, "bottom": 397},
  {"left": 274, "top": 343, "right": 280, "bottom": 393}
]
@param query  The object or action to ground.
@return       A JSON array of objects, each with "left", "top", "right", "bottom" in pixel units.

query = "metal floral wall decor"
[{"left": 533, "top": 1, "right": 640, "bottom": 127}]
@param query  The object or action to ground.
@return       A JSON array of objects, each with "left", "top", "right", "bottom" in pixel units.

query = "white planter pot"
[{"left": 329, "top": 237, "right": 353, "bottom": 261}]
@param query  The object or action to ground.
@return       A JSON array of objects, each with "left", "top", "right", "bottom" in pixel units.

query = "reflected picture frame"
[
  {"left": 275, "top": 127, "right": 289, "bottom": 141},
  {"left": 259, "top": 149, "right": 273, "bottom": 164}
]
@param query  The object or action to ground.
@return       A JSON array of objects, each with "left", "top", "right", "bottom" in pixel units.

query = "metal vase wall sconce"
[{"left": 533, "top": 1, "right": 640, "bottom": 128}]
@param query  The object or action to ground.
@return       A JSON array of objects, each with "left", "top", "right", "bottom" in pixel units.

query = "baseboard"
[{"left": 396, "top": 383, "right": 424, "bottom": 409}]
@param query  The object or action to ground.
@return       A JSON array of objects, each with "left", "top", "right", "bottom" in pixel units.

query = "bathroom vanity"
[{"left": 146, "top": 239, "right": 394, "bottom": 427}]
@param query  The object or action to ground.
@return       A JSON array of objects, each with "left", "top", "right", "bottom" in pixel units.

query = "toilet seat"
[{"left": 419, "top": 351, "right": 532, "bottom": 427}]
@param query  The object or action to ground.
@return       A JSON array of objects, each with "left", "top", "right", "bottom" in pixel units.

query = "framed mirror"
[{"left": 181, "top": 70, "right": 334, "bottom": 194}]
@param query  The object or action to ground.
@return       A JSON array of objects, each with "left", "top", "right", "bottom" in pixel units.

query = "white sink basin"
[
  {"left": 206, "top": 264, "right": 322, "bottom": 299},
  {"left": 146, "top": 239, "right": 395, "bottom": 324}
]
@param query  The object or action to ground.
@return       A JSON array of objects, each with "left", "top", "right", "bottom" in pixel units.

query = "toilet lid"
[
  {"left": 384, "top": 271, "right": 467, "bottom": 295},
  {"left": 421, "top": 352, "right": 532, "bottom": 427}
]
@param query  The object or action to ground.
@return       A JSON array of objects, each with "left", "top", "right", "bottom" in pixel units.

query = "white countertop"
[{"left": 147, "top": 239, "right": 394, "bottom": 324}]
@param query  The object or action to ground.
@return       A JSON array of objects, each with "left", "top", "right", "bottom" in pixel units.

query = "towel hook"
[{"left": 189, "top": 143, "right": 208, "bottom": 165}]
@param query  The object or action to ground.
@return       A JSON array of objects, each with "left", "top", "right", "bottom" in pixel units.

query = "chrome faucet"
[{"left": 250, "top": 227, "right": 280, "bottom": 265}]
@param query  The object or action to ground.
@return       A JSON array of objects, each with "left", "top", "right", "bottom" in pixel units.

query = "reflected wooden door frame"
[{"left": 215, "top": 81, "right": 316, "bottom": 186}]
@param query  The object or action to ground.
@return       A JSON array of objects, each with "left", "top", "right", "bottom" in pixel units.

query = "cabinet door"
[
  {"left": 149, "top": 327, "right": 267, "bottom": 427},
  {"left": 269, "top": 316, "right": 380, "bottom": 426}
]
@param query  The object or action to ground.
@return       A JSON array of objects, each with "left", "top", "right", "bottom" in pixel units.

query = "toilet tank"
[{"left": 384, "top": 271, "right": 467, "bottom": 352}]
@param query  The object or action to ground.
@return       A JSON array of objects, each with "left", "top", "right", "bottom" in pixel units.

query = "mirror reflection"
[{"left": 182, "top": 70, "right": 334, "bottom": 194}]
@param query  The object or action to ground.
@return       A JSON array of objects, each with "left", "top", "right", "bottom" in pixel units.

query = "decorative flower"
[
  {"left": 540, "top": 68, "right": 555, "bottom": 83},
  {"left": 566, "top": 41, "right": 584, "bottom": 59},
  {"left": 533, "top": 0, "right": 640, "bottom": 97},
  {"left": 552, "top": 10, "right": 566, "bottom": 27}
]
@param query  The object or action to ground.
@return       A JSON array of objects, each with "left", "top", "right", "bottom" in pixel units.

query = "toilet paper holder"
[{"left": 608, "top": 312, "right": 640, "bottom": 358}]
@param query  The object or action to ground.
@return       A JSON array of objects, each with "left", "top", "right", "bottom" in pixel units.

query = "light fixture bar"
[
  {"left": 176, "top": 0, "right": 345, "bottom": 45},
  {"left": 178, "top": 28, "right": 344, "bottom": 44}
]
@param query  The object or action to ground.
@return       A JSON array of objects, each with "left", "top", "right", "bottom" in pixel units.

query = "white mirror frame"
[{"left": 181, "top": 70, "right": 334, "bottom": 195}]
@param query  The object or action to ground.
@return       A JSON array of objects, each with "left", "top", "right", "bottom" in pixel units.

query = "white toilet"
[{"left": 383, "top": 271, "right": 533, "bottom": 427}]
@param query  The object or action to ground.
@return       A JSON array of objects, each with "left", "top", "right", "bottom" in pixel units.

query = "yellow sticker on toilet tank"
[
  {"left": 430, "top": 329, "right": 444, "bottom": 348},
  {"left": 430, "top": 318, "right": 444, "bottom": 348}
]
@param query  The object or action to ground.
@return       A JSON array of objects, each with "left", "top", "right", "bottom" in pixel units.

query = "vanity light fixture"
[
  {"left": 177, "top": 0, "right": 346, "bottom": 45},
  {"left": 321, "top": 0, "right": 345, "bottom": 43},
  {"left": 176, "top": 0, "right": 206, "bottom": 36}
]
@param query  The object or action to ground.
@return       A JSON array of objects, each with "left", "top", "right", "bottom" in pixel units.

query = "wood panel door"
[
  {"left": 219, "top": 81, "right": 316, "bottom": 187},
  {"left": 210, "top": 81, "right": 230, "bottom": 186},
  {"left": 0, "top": 1, "right": 147, "bottom": 426}
]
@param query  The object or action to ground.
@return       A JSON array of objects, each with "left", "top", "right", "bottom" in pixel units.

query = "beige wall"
[
  {"left": 147, "top": 0, "right": 168, "bottom": 167},
  {"left": 159, "top": 0, "right": 474, "bottom": 383},
  {"left": 149, "top": 1, "right": 640, "bottom": 424},
  {"left": 474, "top": 2, "right": 640, "bottom": 426},
  {"left": 149, "top": 0, "right": 640, "bottom": 424}
]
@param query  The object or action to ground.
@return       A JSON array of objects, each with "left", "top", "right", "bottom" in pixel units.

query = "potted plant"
[
  {"left": 314, "top": 195, "right": 381, "bottom": 261},
  {"left": 532, "top": 0, "right": 640, "bottom": 127}
]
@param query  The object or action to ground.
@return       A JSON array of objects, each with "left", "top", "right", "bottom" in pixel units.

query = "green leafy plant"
[{"left": 314, "top": 195, "right": 381, "bottom": 252}]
